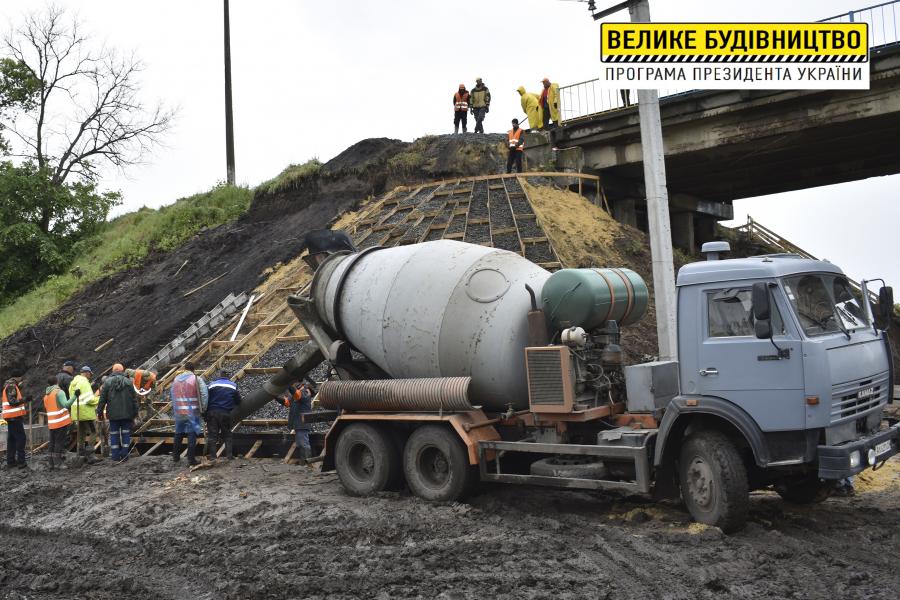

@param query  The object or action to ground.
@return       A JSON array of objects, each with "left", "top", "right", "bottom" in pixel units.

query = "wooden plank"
[
  {"left": 224, "top": 353, "right": 256, "bottom": 360},
  {"left": 243, "top": 367, "right": 283, "bottom": 375},
  {"left": 182, "top": 272, "right": 228, "bottom": 298},
  {"left": 240, "top": 419, "right": 289, "bottom": 426},
  {"left": 283, "top": 443, "right": 297, "bottom": 463},
  {"left": 244, "top": 440, "right": 263, "bottom": 458},
  {"left": 143, "top": 440, "right": 165, "bottom": 456},
  {"left": 276, "top": 335, "right": 310, "bottom": 343},
  {"left": 94, "top": 338, "right": 115, "bottom": 353}
]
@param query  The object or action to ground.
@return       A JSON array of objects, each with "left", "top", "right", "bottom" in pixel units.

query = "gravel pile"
[
  {"left": 399, "top": 216, "right": 432, "bottom": 244},
  {"left": 525, "top": 241, "right": 555, "bottom": 263},
  {"left": 464, "top": 222, "right": 491, "bottom": 244},
  {"left": 515, "top": 216, "right": 544, "bottom": 239},
  {"left": 218, "top": 360, "right": 247, "bottom": 377},
  {"left": 489, "top": 191, "right": 514, "bottom": 229},
  {"left": 257, "top": 342, "right": 302, "bottom": 369},
  {"left": 446, "top": 214, "right": 466, "bottom": 235},
  {"left": 357, "top": 230, "right": 386, "bottom": 249},
  {"left": 424, "top": 228, "right": 444, "bottom": 241},
  {"left": 469, "top": 181, "right": 489, "bottom": 219},
  {"left": 384, "top": 207, "right": 413, "bottom": 224},
  {"left": 504, "top": 177, "right": 524, "bottom": 194},
  {"left": 509, "top": 194, "right": 533, "bottom": 216},
  {"left": 399, "top": 185, "right": 438, "bottom": 207},
  {"left": 431, "top": 205, "right": 455, "bottom": 225},
  {"left": 492, "top": 232, "right": 521, "bottom": 253}
]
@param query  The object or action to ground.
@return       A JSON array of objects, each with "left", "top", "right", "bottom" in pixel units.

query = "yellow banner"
[{"left": 601, "top": 23, "right": 869, "bottom": 61}]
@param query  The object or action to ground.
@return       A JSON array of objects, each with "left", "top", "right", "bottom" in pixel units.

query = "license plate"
[{"left": 875, "top": 440, "right": 892, "bottom": 456}]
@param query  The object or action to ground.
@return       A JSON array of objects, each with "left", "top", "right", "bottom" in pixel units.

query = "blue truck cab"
[{"left": 662, "top": 250, "right": 898, "bottom": 510}]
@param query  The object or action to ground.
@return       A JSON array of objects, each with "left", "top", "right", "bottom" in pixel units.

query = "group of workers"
[
  {"left": 452, "top": 78, "right": 560, "bottom": 175},
  {"left": 2, "top": 358, "right": 316, "bottom": 470}
]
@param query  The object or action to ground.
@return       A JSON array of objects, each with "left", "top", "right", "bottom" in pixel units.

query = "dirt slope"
[{"left": 1, "top": 455, "right": 897, "bottom": 599}]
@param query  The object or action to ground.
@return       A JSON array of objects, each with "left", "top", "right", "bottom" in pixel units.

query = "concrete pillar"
[
  {"left": 671, "top": 212, "right": 695, "bottom": 253},
  {"left": 612, "top": 197, "right": 638, "bottom": 228},
  {"left": 695, "top": 215, "right": 717, "bottom": 246}
]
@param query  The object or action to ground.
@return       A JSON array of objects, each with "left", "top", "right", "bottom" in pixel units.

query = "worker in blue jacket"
[{"left": 205, "top": 369, "right": 241, "bottom": 461}]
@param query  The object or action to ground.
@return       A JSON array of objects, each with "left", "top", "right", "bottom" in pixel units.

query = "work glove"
[{"left": 74, "top": 389, "right": 81, "bottom": 399}]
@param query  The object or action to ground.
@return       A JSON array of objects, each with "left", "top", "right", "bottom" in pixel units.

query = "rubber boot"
[
  {"left": 454, "top": 123, "right": 459, "bottom": 134},
  {"left": 172, "top": 437, "right": 182, "bottom": 463},
  {"left": 225, "top": 438, "right": 234, "bottom": 460},
  {"left": 187, "top": 437, "right": 198, "bottom": 466},
  {"left": 48, "top": 453, "right": 57, "bottom": 470}
]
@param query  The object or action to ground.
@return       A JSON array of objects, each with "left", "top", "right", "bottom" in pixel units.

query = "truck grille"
[{"left": 830, "top": 373, "right": 890, "bottom": 424}]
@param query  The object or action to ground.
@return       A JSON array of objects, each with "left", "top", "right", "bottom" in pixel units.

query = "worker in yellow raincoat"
[
  {"left": 540, "top": 78, "right": 560, "bottom": 128},
  {"left": 517, "top": 86, "right": 542, "bottom": 130}
]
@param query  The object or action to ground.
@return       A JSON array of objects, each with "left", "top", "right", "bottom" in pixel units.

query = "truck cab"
[{"left": 658, "top": 251, "right": 897, "bottom": 524}]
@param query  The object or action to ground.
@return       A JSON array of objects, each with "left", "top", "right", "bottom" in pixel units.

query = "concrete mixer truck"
[{"left": 242, "top": 239, "right": 897, "bottom": 532}]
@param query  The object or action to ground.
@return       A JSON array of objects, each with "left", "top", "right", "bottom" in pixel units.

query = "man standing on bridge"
[
  {"left": 453, "top": 83, "right": 470, "bottom": 134},
  {"left": 506, "top": 119, "right": 525, "bottom": 174},
  {"left": 470, "top": 77, "right": 491, "bottom": 134},
  {"left": 539, "top": 78, "right": 560, "bottom": 129}
]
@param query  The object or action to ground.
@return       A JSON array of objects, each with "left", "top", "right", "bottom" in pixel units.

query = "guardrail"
[{"left": 559, "top": 0, "right": 900, "bottom": 124}]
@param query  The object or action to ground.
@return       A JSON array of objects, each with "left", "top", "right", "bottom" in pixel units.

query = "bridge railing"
[{"left": 559, "top": 0, "right": 900, "bottom": 124}]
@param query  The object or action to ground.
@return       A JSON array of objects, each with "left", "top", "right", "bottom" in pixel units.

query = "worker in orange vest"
[
  {"left": 453, "top": 83, "right": 470, "bottom": 134},
  {"left": 3, "top": 375, "right": 32, "bottom": 469},
  {"left": 506, "top": 119, "right": 525, "bottom": 174},
  {"left": 43, "top": 373, "right": 73, "bottom": 469}
]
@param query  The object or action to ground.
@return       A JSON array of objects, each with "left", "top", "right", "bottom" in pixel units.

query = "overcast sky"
[{"left": 2, "top": 0, "right": 897, "bottom": 289}]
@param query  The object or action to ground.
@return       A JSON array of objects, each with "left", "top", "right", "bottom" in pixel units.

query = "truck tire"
[
  {"left": 530, "top": 455, "right": 608, "bottom": 479},
  {"left": 335, "top": 424, "right": 401, "bottom": 496},
  {"left": 403, "top": 425, "right": 472, "bottom": 502},
  {"left": 775, "top": 477, "right": 832, "bottom": 504},
  {"left": 679, "top": 431, "right": 749, "bottom": 533}
]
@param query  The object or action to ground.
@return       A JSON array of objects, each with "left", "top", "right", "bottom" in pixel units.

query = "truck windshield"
[{"left": 782, "top": 273, "right": 869, "bottom": 337}]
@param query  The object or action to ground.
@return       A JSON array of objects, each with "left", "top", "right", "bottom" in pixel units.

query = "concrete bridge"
[{"left": 525, "top": 44, "right": 900, "bottom": 250}]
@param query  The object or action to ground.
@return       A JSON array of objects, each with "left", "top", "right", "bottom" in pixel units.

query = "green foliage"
[
  {"left": 0, "top": 161, "right": 120, "bottom": 304},
  {"left": 387, "top": 137, "right": 434, "bottom": 175},
  {"left": 0, "top": 58, "right": 41, "bottom": 153},
  {"left": 255, "top": 159, "right": 321, "bottom": 196},
  {"left": 0, "top": 183, "right": 252, "bottom": 338}
]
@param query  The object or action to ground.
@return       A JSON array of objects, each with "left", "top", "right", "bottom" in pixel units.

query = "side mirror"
[
  {"left": 879, "top": 286, "right": 894, "bottom": 329},
  {"left": 752, "top": 282, "right": 773, "bottom": 339}
]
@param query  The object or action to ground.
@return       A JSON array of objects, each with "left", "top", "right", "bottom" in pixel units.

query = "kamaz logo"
[{"left": 857, "top": 387, "right": 875, "bottom": 400}]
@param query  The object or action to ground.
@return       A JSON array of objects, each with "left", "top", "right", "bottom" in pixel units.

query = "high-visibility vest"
[
  {"left": 454, "top": 91, "right": 470, "bottom": 111},
  {"left": 508, "top": 128, "right": 525, "bottom": 151},
  {"left": 134, "top": 369, "right": 156, "bottom": 394},
  {"left": 44, "top": 386, "right": 72, "bottom": 430},
  {"left": 171, "top": 373, "right": 200, "bottom": 417},
  {"left": 2, "top": 383, "right": 26, "bottom": 420}
]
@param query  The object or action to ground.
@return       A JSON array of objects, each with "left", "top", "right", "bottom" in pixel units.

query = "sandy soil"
[{"left": 1, "top": 454, "right": 897, "bottom": 600}]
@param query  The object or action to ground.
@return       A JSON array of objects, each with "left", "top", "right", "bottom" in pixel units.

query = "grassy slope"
[{"left": 0, "top": 184, "right": 252, "bottom": 338}]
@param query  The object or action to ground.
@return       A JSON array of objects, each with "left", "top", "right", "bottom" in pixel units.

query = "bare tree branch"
[{"left": 1, "top": 4, "right": 173, "bottom": 228}]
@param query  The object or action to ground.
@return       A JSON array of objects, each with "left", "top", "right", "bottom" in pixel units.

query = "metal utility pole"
[
  {"left": 224, "top": 0, "right": 236, "bottom": 185},
  {"left": 628, "top": 0, "right": 678, "bottom": 361}
]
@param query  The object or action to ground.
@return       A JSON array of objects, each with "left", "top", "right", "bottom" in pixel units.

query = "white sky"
[{"left": 1, "top": 0, "right": 896, "bottom": 289}]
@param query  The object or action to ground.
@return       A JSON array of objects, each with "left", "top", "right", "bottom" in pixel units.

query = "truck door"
[{"left": 695, "top": 285, "right": 805, "bottom": 431}]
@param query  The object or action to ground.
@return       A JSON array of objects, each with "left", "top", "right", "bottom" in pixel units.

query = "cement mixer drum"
[{"left": 311, "top": 240, "right": 552, "bottom": 410}]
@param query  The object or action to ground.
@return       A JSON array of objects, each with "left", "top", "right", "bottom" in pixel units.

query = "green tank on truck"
[{"left": 243, "top": 238, "right": 898, "bottom": 533}]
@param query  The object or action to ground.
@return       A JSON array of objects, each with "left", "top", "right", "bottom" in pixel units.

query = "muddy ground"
[{"left": 1, "top": 454, "right": 897, "bottom": 600}]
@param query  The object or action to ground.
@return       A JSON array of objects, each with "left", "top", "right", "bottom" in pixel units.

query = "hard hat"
[
  {"left": 476, "top": 77, "right": 482, "bottom": 82},
  {"left": 112, "top": 363, "right": 124, "bottom": 373}
]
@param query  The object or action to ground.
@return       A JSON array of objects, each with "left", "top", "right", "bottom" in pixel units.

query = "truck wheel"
[
  {"left": 775, "top": 477, "right": 832, "bottom": 504},
  {"left": 335, "top": 424, "right": 400, "bottom": 496},
  {"left": 679, "top": 431, "right": 749, "bottom": 533},
  {"left": 530, "top": 455, "right": 608, "bottom": 479},
  {"left": 403, "top": 425, "right": 471, "bottom": 502}
]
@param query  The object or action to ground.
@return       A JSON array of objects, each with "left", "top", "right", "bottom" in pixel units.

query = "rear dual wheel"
[
  {"left": 334, "top": 423, "right": 401, "bottom": 496},
  {"left": 403, "top": 425, "right": 474, "bottom": 502}
]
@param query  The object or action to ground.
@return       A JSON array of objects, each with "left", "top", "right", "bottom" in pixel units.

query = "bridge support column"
[
  {"left": 612, "top": 197, "right": 638, "bottom": 228},
  {"left": 671, "top": 212, "right": 695, "bottom": 253}
]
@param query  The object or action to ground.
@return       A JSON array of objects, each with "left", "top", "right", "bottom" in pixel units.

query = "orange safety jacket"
[
  {"left": 454, "top": 91, "right": 470, "bottom": 112},
  {"left": 508, "top": 128, "right": 525, "bottom": 151},
  {"left": 44, "top": 387, "right": 72, "bottom": 430},
  {"left": 134, "top": 369, "right": 156, "bottom": 394},
  {"left": 2, "top": 383, "right": 26, "bottom": 420}
]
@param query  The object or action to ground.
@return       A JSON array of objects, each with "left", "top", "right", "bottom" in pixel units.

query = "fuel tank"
[
  {"left": 311, "top": 240, "right": 551, "bottom": 410},
  {"left": 540, "top": 267, "right": 648, "bottom": 330}
]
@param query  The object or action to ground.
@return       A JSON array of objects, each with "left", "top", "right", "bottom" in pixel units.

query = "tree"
[
  {"left": 0, "top": 58, "right": 41, "bottom": 153},
  {"left": 0, "top": 160, "right": 120, "bottom": 303},
  {"left": 1, "top": 5, "right": 172, "bottom": 210}
]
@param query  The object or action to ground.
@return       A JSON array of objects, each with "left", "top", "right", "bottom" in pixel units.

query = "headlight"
[
  {"left": 867, "top": 448, "right": 877, "bottom": 466},
  {"left": 849, "top": 450, "right": 861, "bottom": 468}
]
